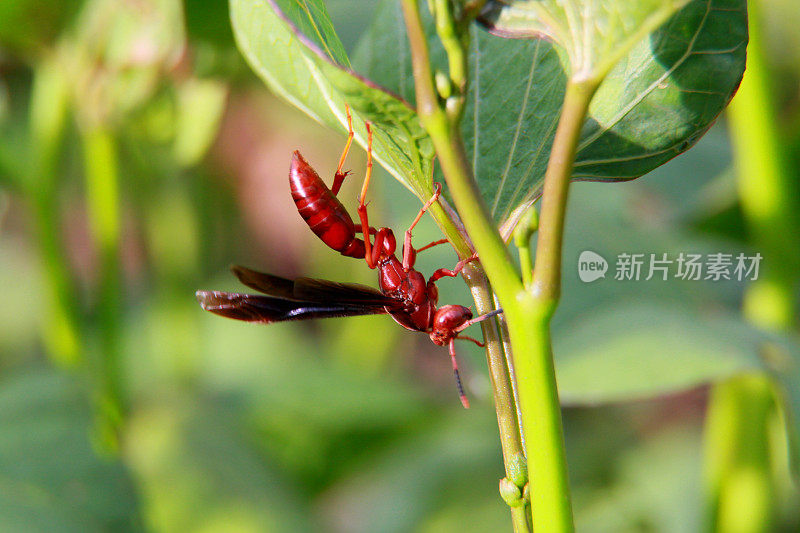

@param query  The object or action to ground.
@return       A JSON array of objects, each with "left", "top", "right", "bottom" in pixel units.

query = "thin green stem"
[
  {"left": 514, "top": 80, "right": 598, "bottom": 533},
  {"left": 703, "top": 1, "right": 798, "bottom": 531},
  {"left": 464, "top": 266, "right": 531, "bottom": 533},
  {"left": 29, "top": 59, "right": 82, "bottom": 367},
  {"left": 514, "top": 208, "right": 539, "bottom": 288},
  {"left": 401, "top": 1, "right": 583, "bottom": 531},
  {"left": 463, "top": 266, "right": 525, "bottom": 464},
  {"left": 432, "top": 0, "right": 467, "bottom": 119},
  {"left": 400, "top": 2, "right": 530, "bottom": 531},
  {"left": 703, "top": 375, "right": 776, "bottom": 533},
  {"left": 531, "top": 80, "right": 598, "bottom": 304},
  {"left": 82, "top": 126, "right": 124, "bottom": 450},
  {"left": 400, "top": 0, "right": 520, "bottom": 297}
]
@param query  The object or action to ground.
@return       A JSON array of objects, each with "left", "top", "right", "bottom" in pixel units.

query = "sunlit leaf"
[
  {"left": 173, "top": 78, "right": 228, "bottom": 166},
  {"left": 357, "top": 0, "right": 746, "bottom": 226},
  {"left": 229, "top": 0, "right": 435, "bottom": 197},
  {"left": 480, "top": 0, "right": 691, "bottom": 80}
]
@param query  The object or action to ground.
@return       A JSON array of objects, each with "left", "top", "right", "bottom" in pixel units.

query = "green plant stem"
[
  {"left": 400, "top": 2, "right": 531, "bottom": 532},
  {"left": 531, "top": 80, "right": 598, "bottom": 302},
  {"left": 400, "top": 0, "right": 520, "bottom": 294},
  {"left": 495, "top": 80, "right": 599, "bottom": 532},
  {"left": 81, "top": 126, "right": 124, "bottom": 449},
  {"left": 514, "top": 208, "right": 539, "bottom": 288},
  {"left": 518, "top": 80, "right": 597, "bottom": 533},
  {"left": 704, "top": 375, "right": 776, "bottom": 533},
  {"left": 432, "top": 0, "right": 467, "bottom": 119},
  {"left": 464, "top": 266, "right": 524, "bottom": 458},
  {"left": 463, "top": 266, "right": 529, "bottom": 533},
  {"left": 703, "top": 1, "right": 798, "bottom": 530},
  {"left": 401, "top": 13, "right": 525, "bottom": 496},
  {"left": 401, "top": 1, "right": 585, "bottom": 531},
  {"left": 29, "top": 60, "right": 82, "bottom": 367},
  {"left": 727, "top": 0, "right": 799, "bottom": 331}
]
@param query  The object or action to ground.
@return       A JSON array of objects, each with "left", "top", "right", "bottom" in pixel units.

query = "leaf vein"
[{"left": 575, "top": 0, "right": 713, "bottom": 154}]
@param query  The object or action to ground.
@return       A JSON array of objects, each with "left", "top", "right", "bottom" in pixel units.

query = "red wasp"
[{"left": 197, "top": 107, "right": 500, "bottom": 407}]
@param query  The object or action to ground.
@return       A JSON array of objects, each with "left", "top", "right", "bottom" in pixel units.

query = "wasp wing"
[
  {"left": 231, "top": 265, "right": 403, "bottom": 309},
  {"left": 196, "top": 290, "right": 393, "bottom": 323},
  {"left": 231, "top": 266, "right": 297, "bottom": 299}
]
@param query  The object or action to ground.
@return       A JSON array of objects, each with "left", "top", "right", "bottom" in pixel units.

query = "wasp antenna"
[
  {"left": 455, "top": 308, "right": 504, "bottom": 333},
  {"left": 449, "top": 340, "right": 470, "bottom": 409},
  {"left": 455, "top": 368, "right": 470, "bottom": 409}
]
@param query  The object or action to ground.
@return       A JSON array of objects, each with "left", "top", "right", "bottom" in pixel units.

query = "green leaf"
[
  {"left": 554, "top": 302, "right": 772, "bottom": 404},
  {"left": 356, "top": 0, "right": 746, "bottom": 225},
  {"left": 0, "top": 367, "right": 140, "bottom": 531},
  {"left": 574, "top": 428, "right": 704, "bottom": 532},
  {"left": 229, "top": 0, "right": 435, "bottom": 196},
  {"left": 173, "top": 78, "right": 228, "bottom": 166},
  {"left": 0, "top": 0, "right": 80, "bottom": 55},
  {"left": 320, "top": 409, "right": 503, "bottom": 533},
  {"left": 126, "top": 395, "right": 313, "bottom": 533},
  {"left": 770, "top": 346, "right": 800, "bottom": 484},
  {"left": 548, "top": 181, "right": 795, "bottom": 406},
  {"left": 480, "top": 0, "right": 692, "bottom": 81}
]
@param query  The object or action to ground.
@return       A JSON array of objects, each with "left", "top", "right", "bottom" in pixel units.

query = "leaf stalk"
[
  {"left": 401, "top": 1, "right": 597, "bottom": 531},
  {"left": 401, "top": 2, "right": 529, "bottom": 532}
]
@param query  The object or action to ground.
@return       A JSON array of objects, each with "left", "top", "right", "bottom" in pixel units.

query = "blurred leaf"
[
  {"left": 553, "top": 176, "right": 800, "bottom": 489},
  {"left": 194, "top": 309, "right": 428, "bottom": 431},
  {"left": 574, "top": 427, "right": 704, "bottom": 532},
  {"left": 554, "top": 176, "right": 741, "bottom": 331},
  {"left": 0, "top": 366, "right": 140, "bottom": 531},
  {"left": 144, "top": 185, "right": 202, "bottom": 278},
  {"left": 173, "top": 78, "right": 228, "bottom": 166},
  {"left": 548, "top": 181, "right": 796, "bottom": 405},
  {"left": 0, "top": 238, "right": 43, "bottom": 355},
  {"left": 0, "top": 124, "right": 31, "bottom": 192},
  {"left": 0, "top": 0, "right": 80, "bottom": 56},
  {"left": 772, "top": 347, "right": 800, "bottom": 484},
  {"left": 229, "top": 0, "right": 435, "bottom": 197},
  {"left": 356, "top": 0, "right": 746, "bottom": 226},
  {"left": 126, "top": 394, "right": 313, "bottom": 532},
  {"left": 62, "top": 0, "right": 186, "bottom": 128},
  {"left": 555, "top": 302, "right": 779, "bottom": 404},
  {"left": 184, "top": 0, "right": 235, "bottom": 47},
  {"left": 319, "top": 409, "right": 502, "bottom": 533}
]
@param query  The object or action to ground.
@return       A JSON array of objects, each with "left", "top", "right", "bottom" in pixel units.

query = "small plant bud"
[
  {"left": 508, "top": 452, "right": 528, "bottom": 487},
  {"left": 499, "top": 477, "right": 524, "bottom": 507},
  {"left": 435, "top": 71, "right": 452, "bottom": 100}
]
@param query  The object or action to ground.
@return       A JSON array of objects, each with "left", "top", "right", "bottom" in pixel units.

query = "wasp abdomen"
[{"left": 289, "top": 151, "right": 366, "bottom": 259}]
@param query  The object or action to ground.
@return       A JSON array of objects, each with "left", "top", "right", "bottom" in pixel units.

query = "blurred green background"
[{"left": 0, "top": 0, "right": 799, "bottom": 531}]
